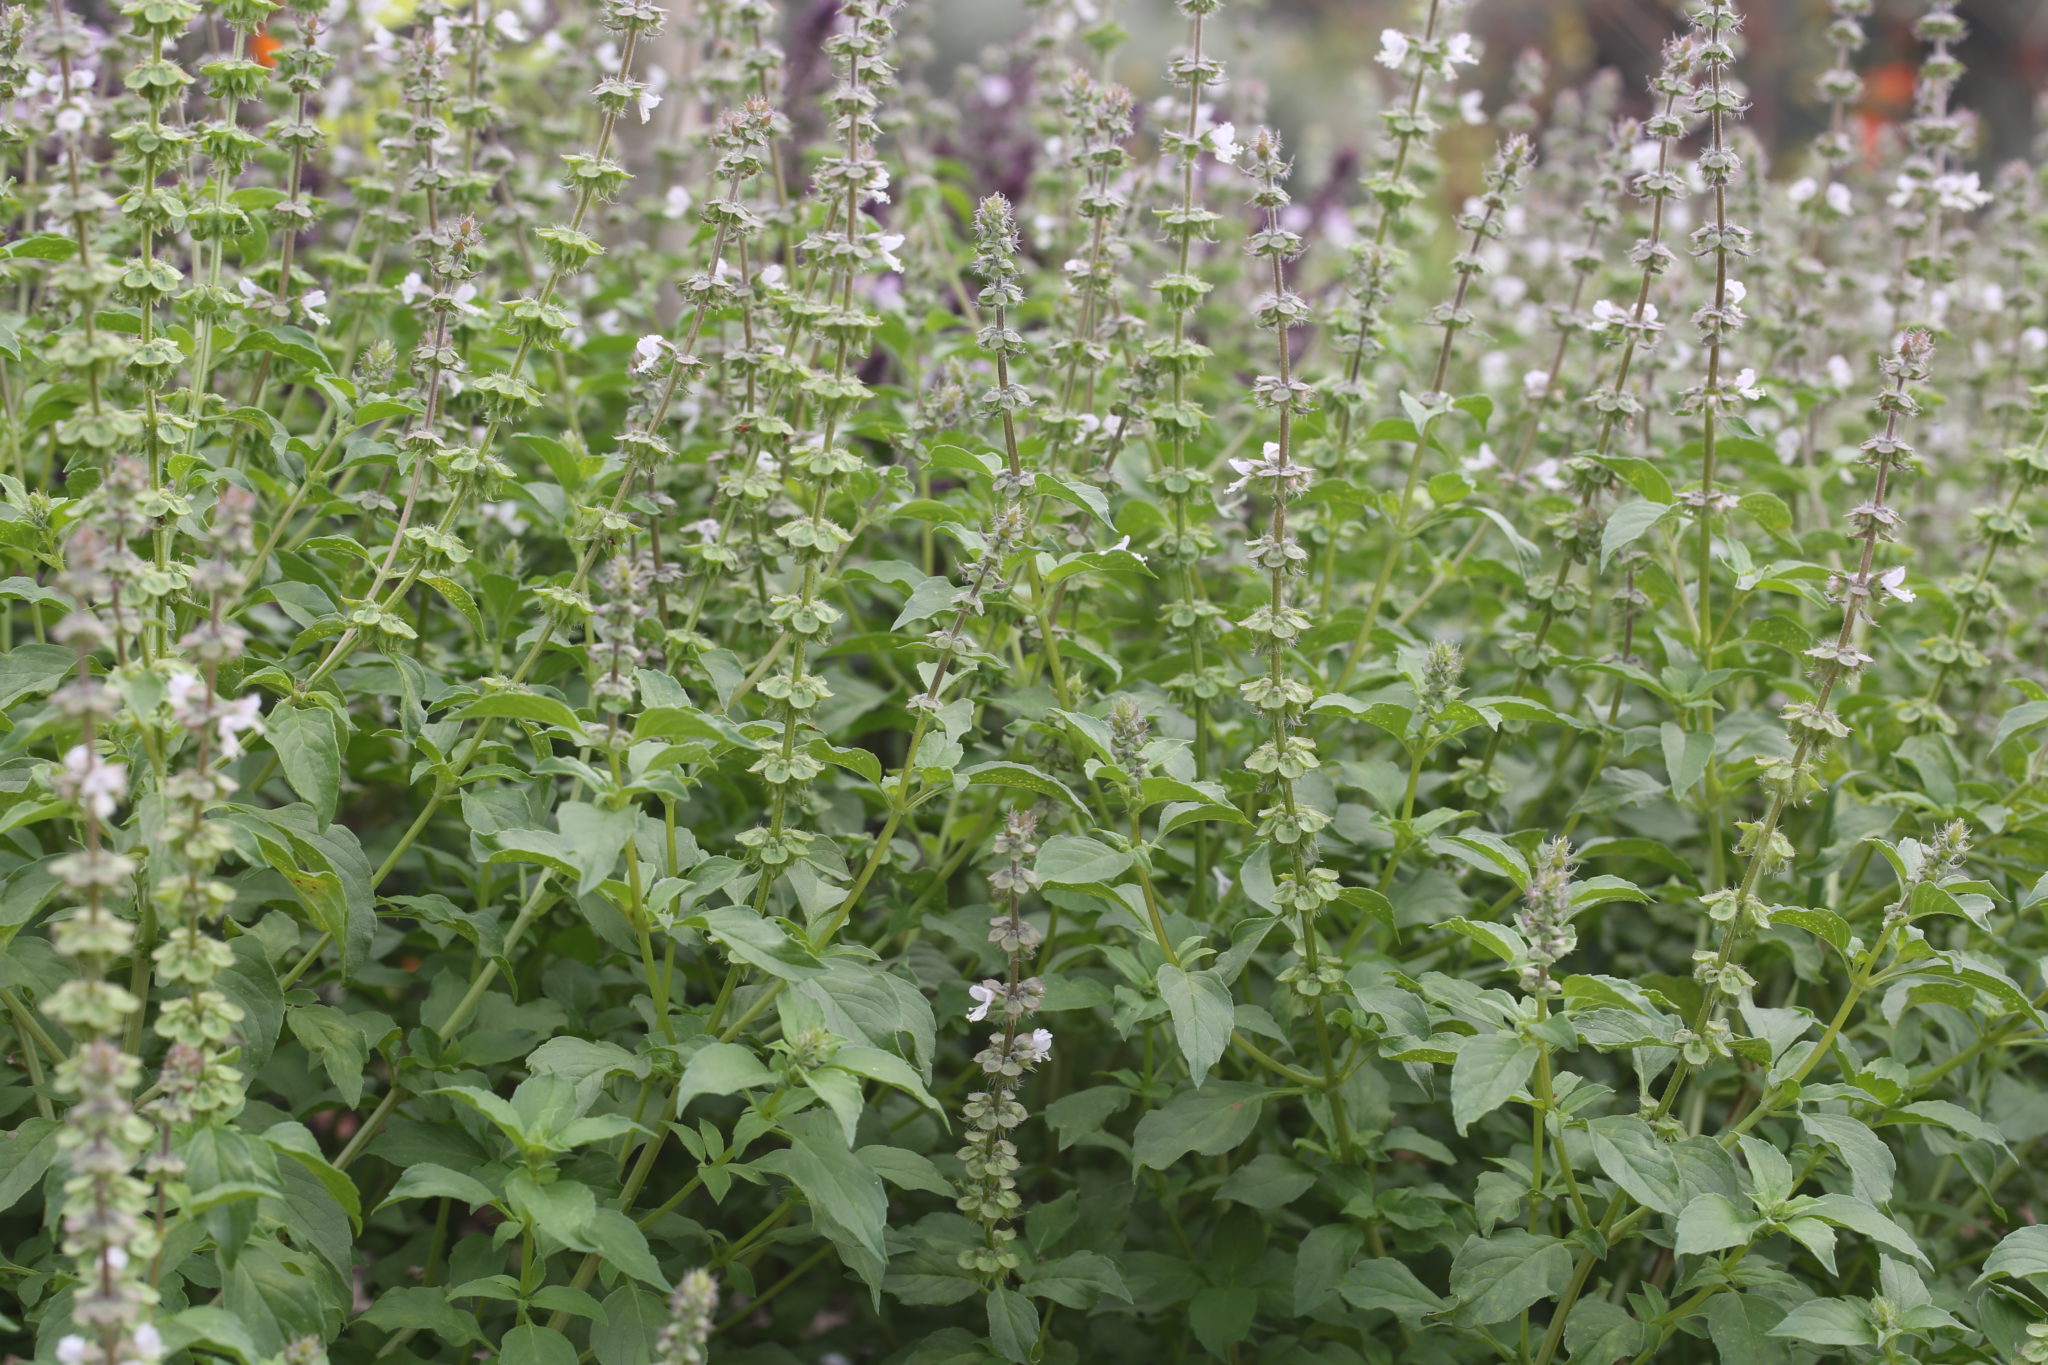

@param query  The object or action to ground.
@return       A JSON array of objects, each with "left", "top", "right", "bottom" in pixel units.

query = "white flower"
[
  {"left": 299, "top": 289, "right": 330, "bottom": 326},
  {"left": 2024, "top": 327, "right": 2048, "bottom": 354},
  {"left": 57, "top": 1337, "right": 90, "bottom": 1365},
  {"left": 1980, "top": 283, "right": 2006, "bottom": 312},
  {"left": 216, "top": 695, "right": 263, "bottom": 759},
  {"left": 55, "top": 101, "right": 87, "bottom": 134},
  {"left": 491, "top": 7, "right": 527, "bottom": 42},
  {"left": 1825, "top": 182, "right": 1852, "bottom": 215},
  {"left": 398, "top": 271, "right": 428, "bottom": 305},
  {"left": 450, "top": 282, "right": 482, "bottom": 316},
  {"left": 873, "top": 232, "right": 906, "bottom": 273},
  {"left": 480, "top": 501, "right": 529, "bottom": 536},
  {"left": 865, "top": 164, "right": 892, "bottom": 205},
  {"left": 1723, "top": 280, "right": 1747, "bottom": 306},
  {"left": 1931, "top": 171, "right": 1991, "bottom": 213},
  {"left": 130, "top": 1326, "right": 164, "bottom": 1363},
  {"left": 1522, "top": 369, "right": 1551, "bottom": 401},
  {"left": 1825, "top": 354, "right": 1854, "bottom": 387},
  {"left": 1459, "top": 89, "right": 1486, "bottom": 125},
  {"left": 1017, "top": 1028, "right": 1053, "bottom": 1062},
  {"left": 1443, "top": 32, "right": 1478, "bottom": 67},
  {"left": 1787, "top": 176, "right": 1819, "bottom": 206},
  {"left": 61, "top": 744, "right": 127, "bottom": 821},
  {"left": 1375, "top": 28, "right": 1410, "bottom": 68},
  {"left": 1529, "top": 457, "right": 1567, "bottom": 491},
  {"left": 1206, "top": 121, "right": 1240, "bottom": 164},
  {"left": 1461, "top": 443, "right": 1499, "bottom": 475},
  {"left": 630, "top": 334, "right": 671, "bottom": 375},
  {"left": 967, "top": 982, "right": 999, "bottom": 1023},
  {"left": 635, "top": 88, "right": 661, "bottom": 123},
  {"left": 978, "top": 73, "right": 1014, "bottom": 104},
  {"left": 662, "top": 185, "right": 693, "bottom": 220},
  {"left": 237, "top": 276, "right": 264, "bottom": 304},
  {"left": 1627, "top": 140, "right": 1662, "bottom": 173},
  {"left": 1878, "top": 566, "right": 1914, "bottom": 602},
  {"left": 1732, "top": 367, "right": 1764, "bottom": 401},
  {"left": 103, "top": 1247, "right": 129, "bottom": 1272}
]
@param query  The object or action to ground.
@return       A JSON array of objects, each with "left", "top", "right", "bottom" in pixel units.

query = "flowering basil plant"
[{"left": 3, "top": 0, "right": 2048, "bottom": 1361}]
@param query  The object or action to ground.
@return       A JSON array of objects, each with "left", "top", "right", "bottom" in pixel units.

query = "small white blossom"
[
  {"left": 398, "top": 271, "right": 428, "bottom": 305},
  {"left": 873, "top": 233, "right": 906, "bottom": 273},
  {"left": 1879, "top": 566, "right": 1914, "bottom": 602},
  {"left": 1459, "top": 89, "right": 1486, "bottom": 124},
  {"left": 61, "top": 744, "right": 128, "bottom": 821},
  {"left": 662, "top": 185, "right": 693, "bottom": 220},
  {"left": 1787, "top": 176, "right": 1819, "bottom": 206},
  {"left": 1017, "top": 1028, "right": 1053, "bottom": 1062},
  {"left": 630, "top": 335, "right": 672, "bottom": 375},
  {"left": 57, "top": 1337, "right": 90, "bottom": 1365},
  {"left": 216, "top": 695, "right": 264, "bottom": 760},
  {"left": 1443, "top": 32, "right": 1478, "bottom": 67},
  {"left": 491, "top": 7, "right": 528, "bottom": 42},
  {"left": 1206, "top": 121, "right": 1241, "bottom": 164},
  {"left": 1825, "top": 354, "right": 1854, "bottom": 387},
  {"left": 967, "top": 981, "right": 999, "bottom": 1023},
  {"left": 636, "top": 88, "right": 661, "bottom": 123},
  {"left": 1376, "top": 28, "right": 1410, "bottom": 68},
  {"left": 1723, "top": 280, "right": 1747, "bottom": 306},
  {"left": 1825, "top": 182, "right": 1852, "bottom": 215},
  {"left": 299, "top": 289, "right": 330, "bottom": 326},
  {"left": 1523, "top": 369, "right": 1551, "bottom": 401},
  {"left": 1732, "top": 368, "right": 1764, "bottom": 401}
]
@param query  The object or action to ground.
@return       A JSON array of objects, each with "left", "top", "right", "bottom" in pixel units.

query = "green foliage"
[{"left": 4, "top": 0, "right": 2048, "bottom": 1362}]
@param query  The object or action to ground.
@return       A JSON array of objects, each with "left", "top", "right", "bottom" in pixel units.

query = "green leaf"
[
  {"left": 421, "top": 573, "right": 485, "bottom": 636},
  {"left": 1586, "top": 1117, "right": 1684, "bottom": 1216},
  {"left": 1776, "top": 906, "right": 1851, "bottom": 954},
  {"left": 1564, "top": 1299, "right": 1652, "bottom": 1364},
  {"left": 1659, "top": 722, "right": 1713, "bottom": 799},
  {"left": 961, "top": 761, "right": 1086, "bottom": 812},
  {"left": 0, "top": 1118, "right": 61, "bottom": 1215},
  {"left": 450, "top": 690, "right": 587, "bottom": 736},
  {"left": 1293, "top": 1224, "right": 1364, "bottom": 1315},
  {"left": 358, "top": 1287, "right": 486, "bottom": 1349},
  {"left": 269, "top": 703, "right": 343, "bottom": 826},
  {"left": 1801, "top": 1113, "right": 1895, "bottom": 1207},
  {"left": 1448, "top": 1231, "right": 1571, "bottom": 1326},
  {"left": 286, "top": 1003, "right": 368, "bottom": 1105},
  {"left": 691, "top": 906, "right": 827, "bottom": 980},
  {"left": 1216, "top": 1153, "right": 1316, "bottom": 1210},
  {"left": 1805, "top": 1193, "right": 1928, "bottom": 1265},
  {"left": 1981, "top": 1224, "right": 2048, "bottom": 1283},
  {"left": 1600, "top": 499, "right": 1676, "bottom": 569},
  {"left": 675, "top": 1040, "right": 777, "bottom": 1115},
  {"left": 499, "top": 1324, "right": 579, "bottom": 1365},
  {"left": 1339, "top": 1258, "right": 1446, "bottom": 1326},
  {"left": 1156, "top": 964, "right": 1234, "bottom": 1087},
  {"left": 986, "top": 1285, "right": 1038, "bottom": 1363},
  {"left": 1767, "top": 1298, "right": 1877, "bottom": 1348},
  {"left": 757, "top": 1112, "right": 889, "bottom": 1302},
  {"left": 1675, "top": 1193, "right": 1758, "bottom": 1257},
  {"left": 378, "top": 1163, "right": 497, "bottom": 1212},
  {"left": 1451, "top": 1034, "right": 1538, "bottom": 1134},
  {"left": 1132, "top": 1083, "right": 1273, "bottom": 1169},
  {"left": 1034, "top": 834, "right": 1132, "bottom": 887},
  {"left": 590, "top": 1287, "right": 667, "bottom": 1365}
]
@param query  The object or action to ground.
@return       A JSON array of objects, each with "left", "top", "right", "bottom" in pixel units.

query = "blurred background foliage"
[{"left": 919, "top": 0, "right": 2044, "bottom": 189}]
